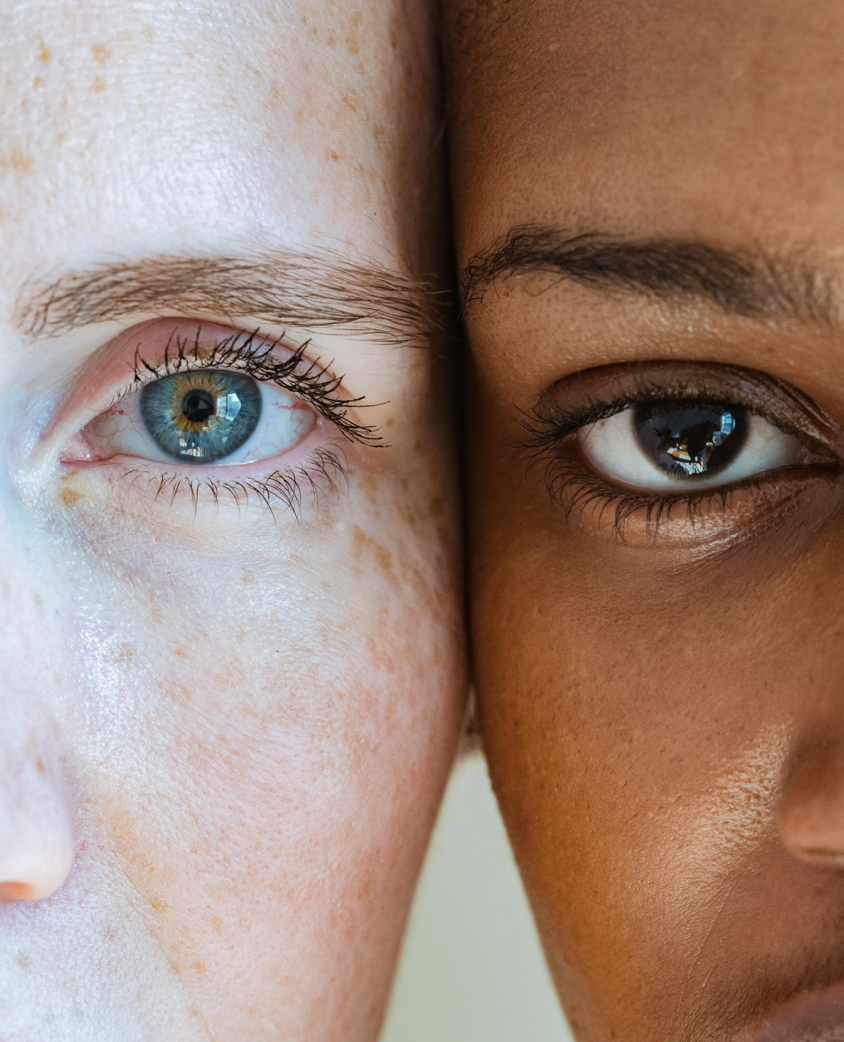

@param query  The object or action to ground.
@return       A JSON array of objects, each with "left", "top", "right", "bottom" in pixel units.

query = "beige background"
[{"left": 381, "top": 752, "right": 574, "bottom": 1042}]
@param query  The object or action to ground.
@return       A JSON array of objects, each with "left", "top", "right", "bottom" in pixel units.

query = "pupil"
[
  {"left": 633, "top": 401, "right": 748, "bottom": 478},
  {"left": 183, "top": 389, "right": 215, "bottom": 424}
]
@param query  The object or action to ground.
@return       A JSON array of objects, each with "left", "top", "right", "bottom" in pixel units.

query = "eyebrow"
[
  {"left": 462, "top": 225, "right": 835, "bottom": 324},
  {"left": 15, "top": 249, "right": 443, "bottom": 347}
]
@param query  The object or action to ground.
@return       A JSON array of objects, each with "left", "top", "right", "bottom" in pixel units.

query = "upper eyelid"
[
  {"left": 529, "top": 362, "right": 844, "bottom": 455},
  {"left": 111, "top": 325, "right": 383, "bottom": 447},
  {"left": 36, "top": 320, "right": 380, "bottom": 460}
]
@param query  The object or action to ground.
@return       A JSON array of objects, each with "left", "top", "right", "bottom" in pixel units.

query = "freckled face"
[
  {"left": 448, "top": 1, "right": 844, "bottom": 1040},
  {"left": 0, "top": 2, "right": 463, "bottom": 1040}
]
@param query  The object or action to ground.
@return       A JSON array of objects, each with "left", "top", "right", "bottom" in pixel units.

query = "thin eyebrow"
[
  {"left": 462, "top": 225, "right": 836, "bottom": 324},
  {"left": 16, "top": 249, "right": 444, "bottom": 347}
]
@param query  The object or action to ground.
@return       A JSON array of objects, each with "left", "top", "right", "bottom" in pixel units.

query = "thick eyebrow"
[
  {"left": 462, "top": 225, "right": 835, "bottom": 324},
  {"left": 16, "top": 249, "right": 443, "bottom": 347}
]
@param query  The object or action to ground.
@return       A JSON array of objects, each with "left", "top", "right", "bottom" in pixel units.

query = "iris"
[
  {"left": 140, "top": 370, "right": 262, "bottom": 463},
  {"left": 633, "top": 401, "right": 748, "bottom": 478}
]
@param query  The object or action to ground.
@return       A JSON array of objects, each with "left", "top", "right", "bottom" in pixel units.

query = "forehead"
[
  {"left": 448, "top": 0, "right": 844, "bottom": 253},
  {"left": 0, "top": 0, "right": 426, "bottom": 279}
]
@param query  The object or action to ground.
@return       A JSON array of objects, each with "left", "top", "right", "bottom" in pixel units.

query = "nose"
[
  {"left": 0, "top": 753, "right": 74, "bottom": 901},
  {"left": 780, "top": 738, "right": 844, "bottom": 864}
]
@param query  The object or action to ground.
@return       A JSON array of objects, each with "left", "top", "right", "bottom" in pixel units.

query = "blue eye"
[
  {"left": 79, "top": 367, "right": 316, "bottom": 467},
  {"left": 140, "top": 370, "right": 262, "bottom": 464}
]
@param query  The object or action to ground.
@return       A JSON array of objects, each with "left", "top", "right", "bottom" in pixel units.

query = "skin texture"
[
  {"left": 0, "top": 2, "right": 465, "bottom": 1039},
  {"left": 446, "top": 1, "right": 844, "bottom": 1041}
]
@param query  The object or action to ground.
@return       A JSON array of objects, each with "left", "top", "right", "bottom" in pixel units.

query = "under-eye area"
[
  {"left": 522, "top": 360, "right": 843, "bottom": 544},
  {"left": 52, "top": 319, "right": 381, "bottom": 519}
]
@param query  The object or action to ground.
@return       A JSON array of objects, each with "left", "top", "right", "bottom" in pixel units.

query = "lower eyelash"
[
  {"left": 122, "top": 446, "right": 349, "bottom": 522},
  {"left": 539, "top": 452, "right": 737, "bottom": 537}
]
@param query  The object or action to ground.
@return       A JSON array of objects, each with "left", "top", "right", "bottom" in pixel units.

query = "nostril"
[
  {"left": 0, "top": 754, "right": 75, "bottom": 903},
  {"left": 0, "top": 881, "right": 35, "bottom": 902},
  {"left": 779, "top": 738, "right": 844, "bottom": 863}
]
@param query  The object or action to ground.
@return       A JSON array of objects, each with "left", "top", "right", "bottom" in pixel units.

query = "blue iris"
[{"left": 140, "top": 370, "right": 262, "bottom": 463}]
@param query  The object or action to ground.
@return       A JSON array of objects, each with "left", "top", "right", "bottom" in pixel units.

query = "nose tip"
[
  {"left": 780, "top": 740, "right": 844, "bottom": 865},
  {"left": 0, "top": 758, "right": 74, "bottom": 902}
]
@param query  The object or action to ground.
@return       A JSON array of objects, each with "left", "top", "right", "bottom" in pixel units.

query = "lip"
[{"left": 749, "top": 979, "right": 844, "bottom": 1042}]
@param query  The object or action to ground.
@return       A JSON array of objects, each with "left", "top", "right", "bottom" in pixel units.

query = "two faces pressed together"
[{"left": 3, "top": 0, "right": 844, "bottom": 1040}]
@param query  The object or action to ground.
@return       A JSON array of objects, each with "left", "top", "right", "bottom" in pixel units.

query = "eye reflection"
[
  {"left": 141, "top": 370, "right": 262, "bottom": 463},
  {"left": 634, "top": 402, "right": 748, "bottom": 478}
]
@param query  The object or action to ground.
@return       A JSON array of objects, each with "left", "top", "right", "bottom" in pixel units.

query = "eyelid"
[
  {"left": 36, "top": 318, "right": 380, "bottom": 465},
  {"left": 530, "top": 360, "right": 844, "bottom": 457}
]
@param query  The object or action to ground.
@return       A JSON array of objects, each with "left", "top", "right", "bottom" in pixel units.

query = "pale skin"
[
  {"left": 447, "top": 1, "right": 844, "bottom": 1041},
  {"left": 0, "top": 2, "right": 464, "bottom": 1039}
]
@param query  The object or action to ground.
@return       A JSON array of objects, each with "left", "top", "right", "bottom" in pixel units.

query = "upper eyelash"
[
  {"left": 521, "top": 373, "right": 791, "bottom": 449},
  {"left": 117, "top": 325, "right": 383, "bottom": 447}
]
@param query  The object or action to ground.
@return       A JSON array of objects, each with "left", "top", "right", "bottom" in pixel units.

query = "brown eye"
[
  {"left": 633, "top": 401, "right": 748, "bottom": 479},
  {"left": 578, "top": 400, "right": 810, "bottom": 491}
]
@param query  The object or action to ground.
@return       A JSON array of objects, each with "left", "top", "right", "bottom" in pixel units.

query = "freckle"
[
  {"left": 58, "top": 487, "right": 81, "bottom": 507},
  {"left": 325, "top": 149, "right": 340, "bottom": 161},
  {"left": 37, "top": 39, "right": 51, "bottom": 63},
  {"left": 35, "top": 758, "right": 45, "bottom": 776},
  {"left": 32, "top": 75, "right": 44, "bottom": 88},
  {"left": 165, "top": 683, "right": 192, "bottom": 706},
  {"left": 184, "top": 50, "right": 194, "bottom": 59},
  {"left": 4, "top": 152, "right": 33, "bottom": 174},
  {"left": 17, "top": 953, "right": 32, "bottom": 971},
  {"left": 327, "top": 33, "right": 337, "bottom": 46},
  {"left": 211, "top": 916, "right": 223, "bottom": 935},
  {"left": 92, "top": 75, "right": 105, "bottom": 93},
  {"left": 294, "top": 109, "right": 305, "bottom": 125},
  {"left": 345, "top": 35, "right": 360, "bottom": 55},
  {"left": 320, "top": 579, "right": 330, "bottom": 592},
  {"left": 192, "top": 960, "right": 207, "bottom": 976},
  {"left": 142, "top": 25, "right": 154, "bottom": 40},
  {"left": 91, "top": 43, "right": 110, "bottom": 64},
  {"left": 241, "top": 569, "right": 255, "bottom": 584},
  {"left": 373, "top": 124, "right": 384, "bottom": 138},
  {"left": 350, "top": 12, "right": 363, "bottom": 27},
  {"left": 33, "top": 592, "right": 42, "bottom": 608},
  {"left": 385, "top": 417, "right": 394, "bottom": 428},
  {"left": 150, "top": 896, "right": 167, "bottom": 912},
  {"left": 173, "top": 646, "right": 188, "bottom": 659}
]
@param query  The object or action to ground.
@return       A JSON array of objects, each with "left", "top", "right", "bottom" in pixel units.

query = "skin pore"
[
  {"left": 0, "top": 2, "right": 464, "bottom": 1039},
  {"left": 446, "top": 1, "right": 844, "bottom": 1041}
]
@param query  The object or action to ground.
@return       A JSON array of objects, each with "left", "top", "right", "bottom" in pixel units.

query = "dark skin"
[{"left": 447, "top": 1, "right": 844, "bottom": 1040}]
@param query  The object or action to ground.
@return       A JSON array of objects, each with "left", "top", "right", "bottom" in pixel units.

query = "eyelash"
[
  {"left": 101, "top": 326, "right": 380, "bottom": 518},
  {"left": 124, "top": 326, "right": 381, "bottom": 445},
  {"left": 521, "top": 376, "right": 829, "bottom": 535}
]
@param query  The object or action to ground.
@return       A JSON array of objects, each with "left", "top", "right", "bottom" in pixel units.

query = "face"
[
  {"left": 447, "top": 2, "right": 844, "bottom": 1040},
  {"left": 0, "top": 2, "right": 464, "bottom": 1039}
]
